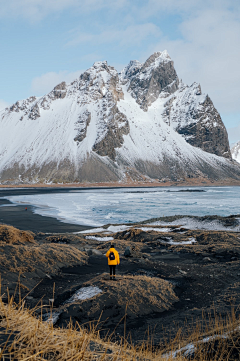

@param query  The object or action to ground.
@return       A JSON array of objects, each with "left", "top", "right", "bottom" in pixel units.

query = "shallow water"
[{"left": 1, "top": 186, "right": 240, "bottom": 227}]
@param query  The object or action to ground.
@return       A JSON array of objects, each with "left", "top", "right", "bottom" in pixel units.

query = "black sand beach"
[
  {"left": 0, "top": 187, "right": 92, "bottom": 233},
  {"left": 2, "top": 187, "right": 240, "bottom": 358}
]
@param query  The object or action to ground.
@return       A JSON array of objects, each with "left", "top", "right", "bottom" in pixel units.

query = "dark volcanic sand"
[
  {"left": 0, "top": 188, "right": 92, "bottom": 233},
  {"left": 2, "top": 187, "right": 240, "bottom": 347},
  {"left": 15, "top": 222, "right": 240, "bottom": 346},
  {"left": 28, "top": 248, "right": 240, "bottom": 345}
]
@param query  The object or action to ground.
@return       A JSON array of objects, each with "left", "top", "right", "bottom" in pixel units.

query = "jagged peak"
[
  {"left": 91, "top": 60, "right": 117, "bottom": 75},
  {"left": 185, "top": 82, "right": 202, "bottom": 96},
  {"left": 93, "top": 60, "right": 108, "bottom": 69},
  {"left": 79, "top": 60, "right": 118, "bottom": 85},
  {"left": 120, "top": 60, "right": 142, "bottom": 81},
  {"left": 142, "top": 50, "right": 172, "bottom": 70},
  {"left": 120, "top": 51, "right": 172, "bottom": 82},
  {"left": 0, "top": 48, "right": 237, "bottom": 184}
]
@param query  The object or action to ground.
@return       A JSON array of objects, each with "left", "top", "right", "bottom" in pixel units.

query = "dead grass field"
[
  {"left": 2, "top": 223, "right": 240, "bottom": 359},
  {"left": 85, "top": 274, "right": 178, "bottom": 317},
  {"left": 0, "top": 294, "right": 181, "bottom": 361},
  {"left": 1, "top": 294, "right": 240, "bottom": 360},
  {"left": 56, "top": 274, "right": 179, "bottom": 342},
  {"left": 0, "top": 243, "right": 88, "bottom": 274},
  {"left": 0, "top": 224, "right": 35, "bottom": 245}
]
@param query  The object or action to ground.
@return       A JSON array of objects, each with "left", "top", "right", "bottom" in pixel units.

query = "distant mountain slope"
[
  {"left": 231, "top": 141, "right": 240, "bottom": 163},
  {"left": 0, "top": 51, "right": 239, "bottom": 185}
]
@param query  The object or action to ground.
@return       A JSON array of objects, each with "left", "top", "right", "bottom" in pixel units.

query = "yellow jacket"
[{"left": 106, "top": 247, "right": 120, "bottom": 266}]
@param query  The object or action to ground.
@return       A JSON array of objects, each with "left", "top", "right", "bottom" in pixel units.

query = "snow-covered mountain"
[
  {"left": 231, "top": 141, "right": 240, "bottom": 163},
  {"left": 0, "top": 50, "right": 240, "bottom": 184}
]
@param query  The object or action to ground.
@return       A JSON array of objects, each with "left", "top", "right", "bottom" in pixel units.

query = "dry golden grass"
[
  {"left": 0, "top": 294, "right": 186, "bottom": 361},
  {"left": 0, "top": 244, "right": 88, "bottom": 274},
  {"left": 82, "top": 274, "right": 178, "bottom": 317},
  {"left": 0, "top": 225, "right": 35, "bottom": 245},
  {"left": 1, "top": 293, "right": 240, "bottom": 360},
  {"left": 166, "top": 230, "right": 240, "bottom": 256}
]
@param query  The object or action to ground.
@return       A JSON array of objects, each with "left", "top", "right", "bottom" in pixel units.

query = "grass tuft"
[{"left": 1, "top": 292, "right": 240, "bottom": 360}]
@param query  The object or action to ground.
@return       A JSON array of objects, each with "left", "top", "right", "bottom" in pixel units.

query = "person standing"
[{"left": 106, "top": 244, "right": 120, "bottom": 280}]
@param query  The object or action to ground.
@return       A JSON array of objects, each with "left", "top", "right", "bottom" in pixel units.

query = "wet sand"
[{"left": 0, "top": 188, "right": 93, "bottom": 233}]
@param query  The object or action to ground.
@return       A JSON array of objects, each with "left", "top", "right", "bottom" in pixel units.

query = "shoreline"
[
  {"left": 1, "top": 184, "right": 240, "bottom": 233},
  {"left": 1, "top": 178, "right": 240, "bottom": 189},
  {"left": 0, "top": 196, "right": 93, "bottom": 233}
]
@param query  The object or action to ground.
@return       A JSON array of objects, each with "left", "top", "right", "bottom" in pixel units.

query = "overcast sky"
[{"left": 0, "top": 0, "right": 239, "bottom": 143}]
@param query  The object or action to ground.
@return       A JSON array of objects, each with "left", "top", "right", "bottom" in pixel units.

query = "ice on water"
[
  {"left": 159, "top": 237, "right": 196, "bottom": 245},
  {"left": 79, "top": 225, "right": 131, "bottom": 234},
  {"left": 137, "top": 227, "right": 172, "bottom": 232},
  {"left": 85, "top": 235, "right": 114, "bottom": 241},
  {"left": 150, "top": 217, "right": 240, "bottom": 232},
  {"left": 1, "top": 186, "right": 240, "bottom": 231}
]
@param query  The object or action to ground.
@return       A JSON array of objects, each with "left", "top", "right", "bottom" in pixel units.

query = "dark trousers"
[{"left": 109, "top": 265, "right": 116, "bottom": 277}]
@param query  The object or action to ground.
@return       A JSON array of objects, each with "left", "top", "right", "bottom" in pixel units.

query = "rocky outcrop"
[
  {"left": 29, "top": 103, "right": 40, "bottom": 120},
  {"left": 9, "top": 97, "right": 37, "bottom": 114},
  {"left": 121, "top": 50, "right": 179, "bottom": 111},
  {"left": 74, "top": 111, "right": 91, "bottom": 143},
  {"left": 92, "top": 106, "right": 129, "bottom": 160},
  {"left": 76, "top": 61, "right": 129, "bottom": 160},
  {"left": 52, "top": 82, "right": 67, "bottom": 99},
  {"left": 162, "top": 83, "right": 231, "bottom": 159}
]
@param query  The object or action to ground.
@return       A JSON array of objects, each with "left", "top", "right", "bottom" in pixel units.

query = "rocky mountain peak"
[
  {"left": 93, "top": 60, "right": 108, "bottom": 68},
  {"left": 50, "top": 82, "right": 67, "bottom": 100},
  {"left": 78, "top": 61, "right": 123, "bottom": 103},
  {"left": 71, "top": 61, "right": 129, "bottom": 160},
  {"left": 162, "top": 81, "right": 231, "bottom": 159},
  {"left": 120, "top": 60, "right": 142, "bottom": 82},
  {"left": 121, "top": 50, "right": 179, "bottom": 111},
  {"left": 141, "top": 50, "right": 171, "bottom": 70},
  {"left": 0, "top": 50, "right": 238, "bottom": 184}
]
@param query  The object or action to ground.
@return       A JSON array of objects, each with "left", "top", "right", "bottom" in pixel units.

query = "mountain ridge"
[{"left": 0, "top": 50, "right": 240, "bottom": 185}]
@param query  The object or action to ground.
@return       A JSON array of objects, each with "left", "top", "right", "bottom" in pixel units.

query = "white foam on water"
[
  {"left": 78, "top": 224, "right": 131, "bottom": 234},
  {"left": 106, "top": 225, "right": 132, "bottom": 233},
  {"left": 150, "top": 217, "right": 240, "bottom": 232},
  {"left": 137, "top": 227, "right": 172, "bottom": 232},
  {"left": 77, "top": 227, "right": 106, "bottom": 234},
  {"left": 2, "top": 186, "right": 240, "bottom": 228},
  {"left": 85, "top": 236, "right": 114, "bottom": 242},
  {"left": 160, "top": 237, "right": 196, "bottom": 245}
]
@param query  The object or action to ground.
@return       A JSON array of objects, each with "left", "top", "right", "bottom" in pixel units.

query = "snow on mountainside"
[
  {"left": 231, "top": 141, "right": 240, "bottom": 163},
  {"left": 0, "top": 50, "right": 240, "bottom": 185},
  {"left": 162, "top": 82, "right": 231, "bottom": 158}
]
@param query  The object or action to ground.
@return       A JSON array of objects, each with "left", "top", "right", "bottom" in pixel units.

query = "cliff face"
[
  {"left": 162, "top": 82, "right": 231, "bottom": 159},
  {"left": 0, "top": 50, "right": 239, "bottom": 185},
  {"left": 121, "top": 51, "right": 231, "bottom": 159},
  {"left": 121, "top": 51, "right": 179, "bottom": 111}
]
